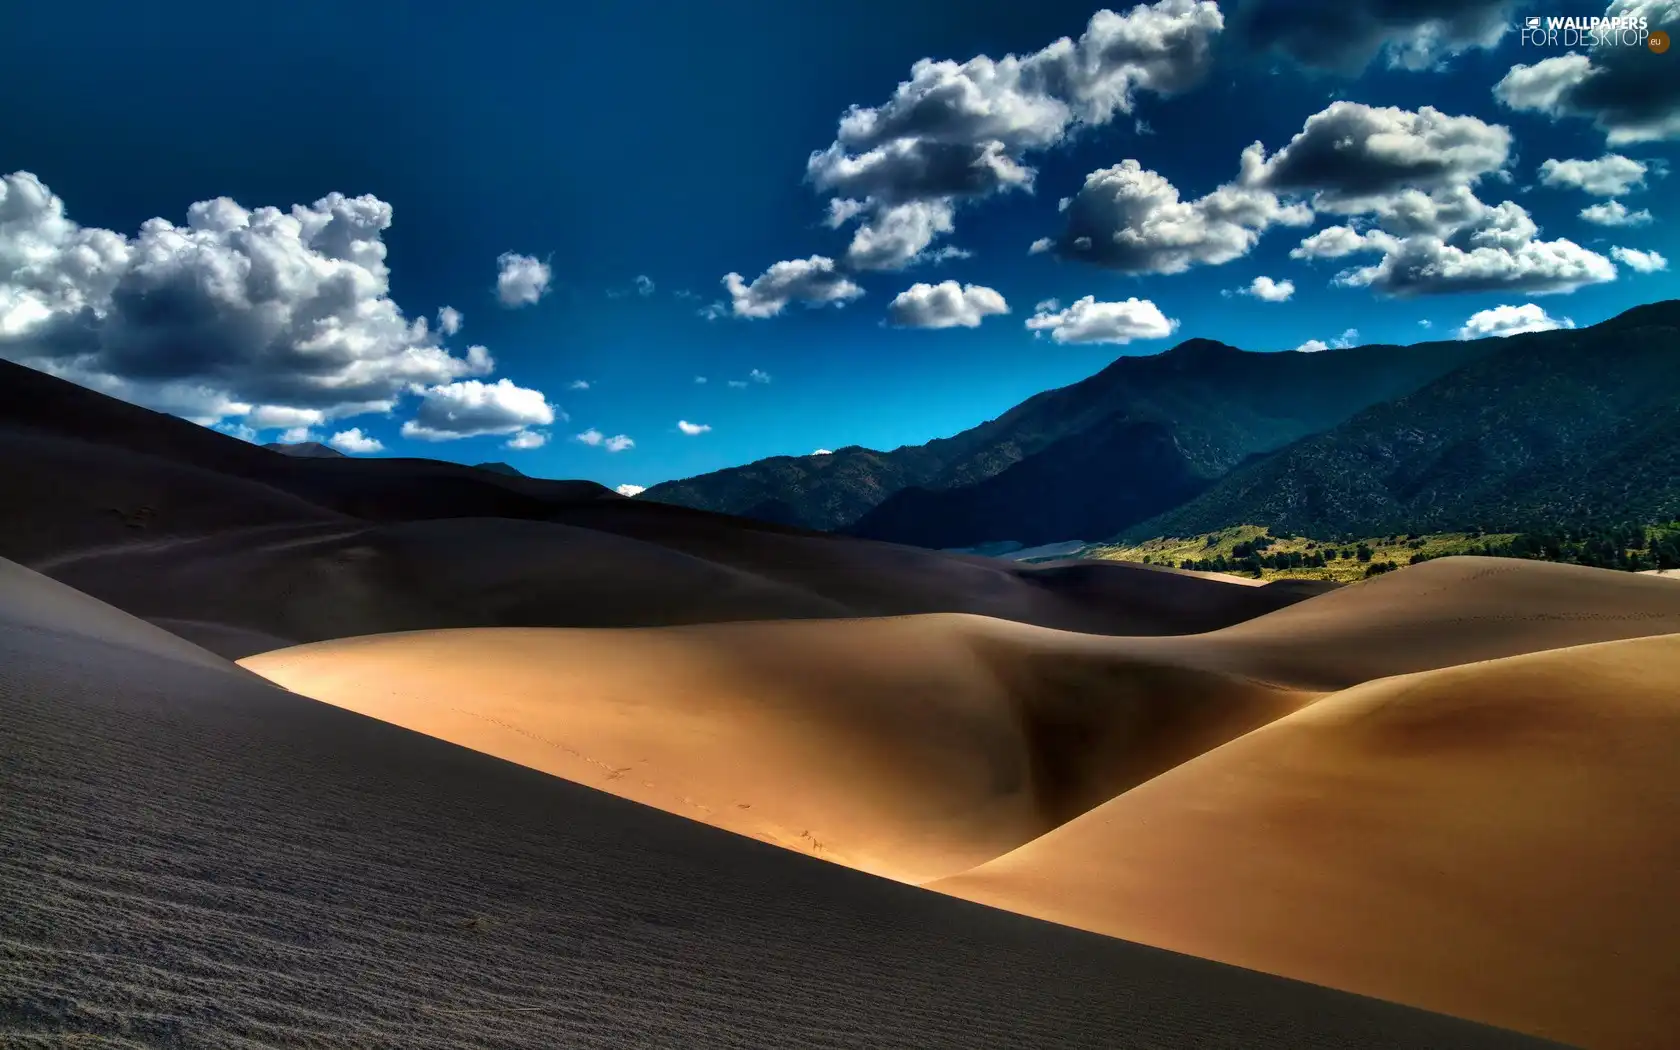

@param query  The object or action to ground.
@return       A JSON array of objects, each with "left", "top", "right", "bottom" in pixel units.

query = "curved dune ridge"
[
  {"left": 237, "top": 555, "right": 1680, "bottom": 1047},
  {"left": 931, "top": 633, "right": 1680, "bottom": 1050},
  {"left": 240, "top": 615, "right": 1313, "bottom": 884},
  {"left": 1, "top": 556, "right": 1558, "bottom": 1049}
]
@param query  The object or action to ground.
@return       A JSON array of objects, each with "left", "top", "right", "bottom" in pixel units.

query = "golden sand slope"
[
  {"left": 242, "top": 615, "right": 1310, "bottom": 884},
  {"left": 241, "top": 558, "right": 1680, "bottom": 888},
  {"left": 1141, "top": 555, "right": 1680, "bottom": 690},
  {"left": 932, "top": 633, "right": 1680, "bottom": 1050}
]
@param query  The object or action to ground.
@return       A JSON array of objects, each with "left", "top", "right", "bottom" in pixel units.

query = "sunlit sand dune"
[
  {"left": 2, "top": 555, "right": 1556, "bottom": 1047},
  {"left": 241, "top": 557, "right": 1680, "bottom": 889},
  {"left": 241, "top": 615, "right": 1311, "bottom": 883},
  {"left": 932, "top": 633, "right": 1680, "bottom": 1050},
  {"left": 1145, "top": 556, "right": 1680, "bottom": 690}
]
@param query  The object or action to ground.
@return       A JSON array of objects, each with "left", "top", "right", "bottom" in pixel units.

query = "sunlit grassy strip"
[{"left": 1086, "top": 524, "right": 1680, "bottom": 583}]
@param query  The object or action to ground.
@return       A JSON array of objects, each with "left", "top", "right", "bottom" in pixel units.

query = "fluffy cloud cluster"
[
  {"left": 1042, "top": 153, "right": 1313, "bottom": 273},
  {"left": 1538, "top": 153, "right": 1652, "bottom": 196},
  {"left": 1580, "top": 199, "right": 1654, "bottom": 226},
  {"left": 504, "top": 430, "right": 548, "bottom": 450},
  {"left": 1239, "top": 0, "right": 1519, "bottom": 73},
  {"left": 1216, "top": 273, "right": 1290, "bottom": 299},
  {"left": 496, "top": 252, "right": 551, "bottom": 307},
  {"left": 1538, "top": 153, "right": 1660, "bottom": 226},
  {"left": 328, "top": 427, "right": 384, "bottom": 454},
  {"left": 721, "top": 256, "right": 863, "bottom": 318},
  {"left": 809, "top": 1, "right": 1225, "bottom": 271},
  {"left": 1611, "top": 246, "right": 1669, "bottom": 272},
  {"left": 615, "top": 483, "right": 646, "bottom": 497},
  {"left": 1257, "top": 104, "right": 1618, "bottom": 296},
  {"left": 1455, "top": 303, "right": 1574, "bottom": 339},
  {"left": 1494, "top": 0, "right": 1680, "bottom": 144},
  {"left": 400, "top": 378, "right": 557, "bottom": 442},
  {"left": 1293, "top": 327, "right": 1360, "bottom": 352},
  {"left": 1039, "top": 101, "right": 1510, "bottom": 278},
  {"left": 1026, "top": 295, "right": 1178, "bottom": 344},
  {"left": 576, "top": 428, "right": 634, "bottom": 452},
  {"left": 1243, "top": 102, "right": 1512, "bottom": 208},
  {"left": 887, "top": 281, "right": 1010, "bottom": 328},
  {"left": 0, "top": 171, "right": 554, "bottom": 441},
  {"left": 677, "top": 419, "right": 712, "bottom": 435}
]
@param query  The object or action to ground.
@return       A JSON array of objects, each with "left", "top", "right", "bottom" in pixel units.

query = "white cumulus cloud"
[
  {"left": 1538, "top": 154, "right": 1652, "bottom": 196},
  {"left": 437, "top": 306, "right": 463, "bottom": 335},
  {"left": 807, "top": 1, "right": 1225, "bottom": 271},
  {"left": 1046, "top": 153, "right": 1312, "bottom": 273},
  {"left": 496, "top": 252, "right": 551, "bottom": 307},
  {"left": 1025, "top": 295, "right": 1178, "bottom": 344},
  {"left": 576, "top": 428, "right": 635, "bottom": 451},
  {"left": 1293, "top": 327, "right": 1360, "bottom": 352},
  {"left": 1238, "top": 275, "right": 1295, "bottom": 301},
  {"left": 0, "top": 171, "right": 515, "bottom": 430},
  {"left": 1612, "top": 246, "right": 1669, "bottom": 272},
  {"left": 327, "top": 427, "right": 384, "bottom": 454},
  {"left": 1580, "top": 200, "right": 1654, "bottom": 226},
  {"left": 812, "top": 448, "right": 833, "bottom": 455},
  {"left": 616, "top": 484, "right": 646, "bottom": 496},
  {"left": 677, "top": 419, "right": 712, "bottom": 435},
  {"left": 504, "top": 430, "right": 548, "bottom": 450},
  {"left": 1455, "top": 303, "right": 1574, "bottom": 339},
  {"left": 400, "top": 378, "right": 557, "bottom": 441},
  {"left": 722, "top": 256, "right": 864, "bottom": 318},
  {"left": 1242, "top": 101, "right": 1512, "bottom": 209},
  {"left": 887, "top": 281, "right": 1010, "bottom": 328}
]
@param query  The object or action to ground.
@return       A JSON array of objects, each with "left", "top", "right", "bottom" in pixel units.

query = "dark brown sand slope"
[
  {"left": 1, "top": 359, "right": 1326, "bottom": 657},
  {"left": 933, "top": 634, "right": 1680, "bottom": 1050},
  {"left": 32, "top": 514, "right": 1326, "bottom": 660},
  {"left": 0, "top": 560, "right": 1559, "bottom": 1049}
]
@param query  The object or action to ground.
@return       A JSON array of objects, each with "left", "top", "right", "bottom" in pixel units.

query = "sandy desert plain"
[{"left": 3, "top": 356, "right": 1678, "bottom": 1050}]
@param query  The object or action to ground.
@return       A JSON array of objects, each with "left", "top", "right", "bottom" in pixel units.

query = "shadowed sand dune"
[
  {"left": 33, "top": 513, "right": 1327, "bottom": 658},
  {"left": 241, "top": 616, "right": 1314, "bottom": 883},
  {"left": 931, "top": 633, "right": 1680, "bottom": 1050},
  {"left": 2, "top": 359, "right": 1330, "bottom": 656},
  {"left": 0, "top": 557, "right": 1558, "bottom": 1048}
]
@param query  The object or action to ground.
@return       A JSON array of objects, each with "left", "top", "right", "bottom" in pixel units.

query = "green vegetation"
[{"left": 1092, "top": 522, "right": 1680, "bottom": 583}]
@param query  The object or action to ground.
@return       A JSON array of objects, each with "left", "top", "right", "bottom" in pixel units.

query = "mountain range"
[{"left": 644, "top": 300, "right": 1680, "bottom": 547}]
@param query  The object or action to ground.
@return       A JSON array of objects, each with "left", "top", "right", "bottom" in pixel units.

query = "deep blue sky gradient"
[{"left": 2, "top": 0, "right": 1674, "bottom": 490}]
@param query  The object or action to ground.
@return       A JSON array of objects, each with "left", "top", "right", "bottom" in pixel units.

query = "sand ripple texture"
[{"left": 0, "top": 567, "right": 1561, "bottom": 1049}]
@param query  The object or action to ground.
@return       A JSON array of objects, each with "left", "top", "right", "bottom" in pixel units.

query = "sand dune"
[
  {"left": 240, "top": 556, "right": 1680, "bottom": 888},
  {"left": 241, "top": 615, "right": 1312, "bottom": 884},
  {"left": 932, "top": 633, "right": 1680, "bottom": 1050},
  {"left": 0, "top": 557, "right": 1554, "bottom": 1048},
  {"left": 3, "top": 361, "right": 1330, "bottom": 656},
  {"left": 1137, "top": 556, "right": 1680, "bottom": 690},
  {"left": 34, "top": 512, "right": 1325, "bottom": 659}
]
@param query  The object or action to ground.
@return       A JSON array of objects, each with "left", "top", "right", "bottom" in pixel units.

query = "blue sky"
[{"left": 1, "top": 0, "right": 1675, "bottom": 493}]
